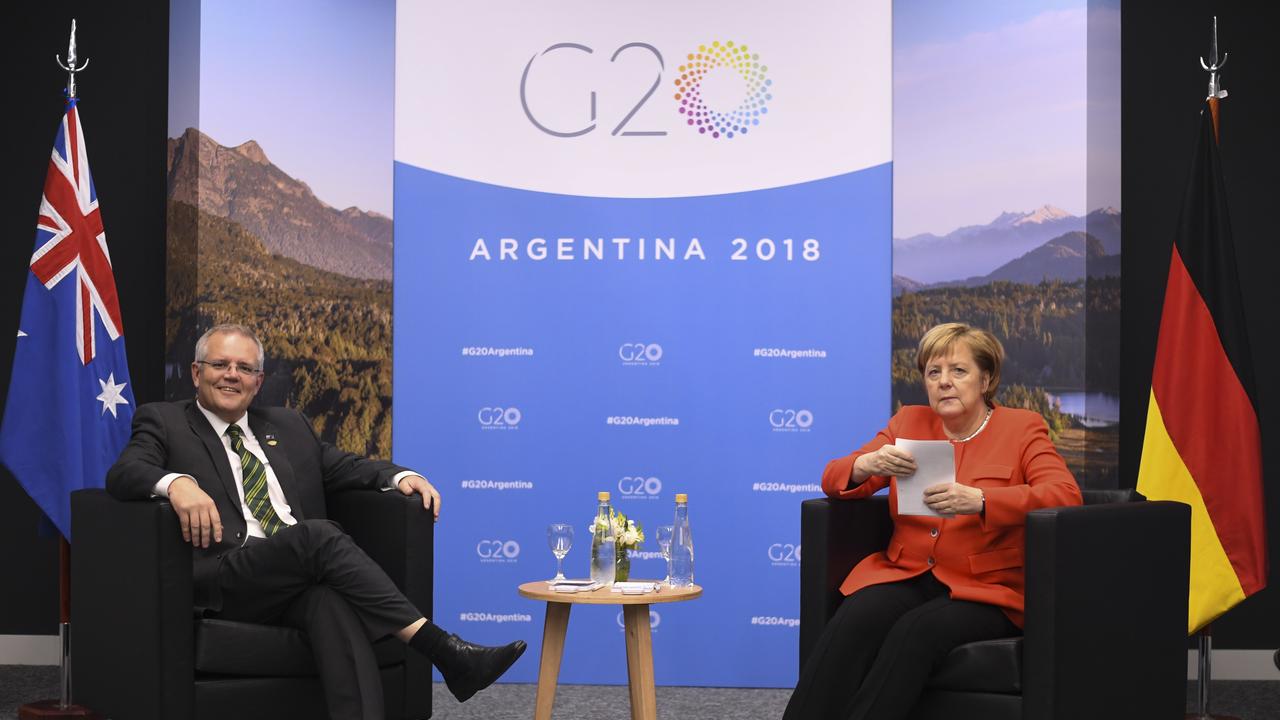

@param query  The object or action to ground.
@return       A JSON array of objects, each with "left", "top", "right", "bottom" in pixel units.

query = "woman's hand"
[
  {"left": 853, "top": 445, "right": 918, "bottom": 483},
  {"left": 923, "top": 482, "right": 984, "bottom": 516}
]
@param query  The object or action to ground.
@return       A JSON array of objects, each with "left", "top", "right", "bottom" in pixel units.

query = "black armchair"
[
  {"left": 70, "top": 488, "right": 434, "bottom": 720},
  {"left": 800, "top": 489, "right": 1190, "bottom": 720}
]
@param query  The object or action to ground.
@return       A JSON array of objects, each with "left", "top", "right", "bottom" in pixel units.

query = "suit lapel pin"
[{"left": 264, "top": 433, "right": 279, "bottom": 447}]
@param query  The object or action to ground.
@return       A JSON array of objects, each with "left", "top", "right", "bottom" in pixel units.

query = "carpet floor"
[{"left": 2, "top": 666, "right": 1277, "bottom": 718}]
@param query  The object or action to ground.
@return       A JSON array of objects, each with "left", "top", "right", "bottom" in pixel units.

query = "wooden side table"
[{"left": 517, "top": 580, "right": 702, "bottom": 720}]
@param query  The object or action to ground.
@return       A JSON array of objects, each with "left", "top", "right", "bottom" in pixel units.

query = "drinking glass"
[
  {"left": 655, "top": 525, "right": 674, "bottom": 585},
  {"left": 547, "top": 523, "right": 574, "bottom": 582}
]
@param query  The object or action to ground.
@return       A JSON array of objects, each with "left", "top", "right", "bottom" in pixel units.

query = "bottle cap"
[
  {"left": 675, "top": 493, "right": 688, "bottom": 503},
  {"left": 598, "top": 491, "right": 611, "bottom": 501}
]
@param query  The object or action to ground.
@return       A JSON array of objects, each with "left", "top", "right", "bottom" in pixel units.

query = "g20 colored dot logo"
[{"left": 675, "top": 40, "right": 772, "bottom": 139}]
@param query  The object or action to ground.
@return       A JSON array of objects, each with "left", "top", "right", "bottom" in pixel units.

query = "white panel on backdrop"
[
  {"left": 395, "top": 0, "right": 891, "bottom": 198},
  {"left": 394, "top": 0, "right": 892, "bottom": 689}
]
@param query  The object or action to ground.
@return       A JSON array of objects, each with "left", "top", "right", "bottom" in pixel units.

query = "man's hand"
[
  {"left": 168, "top": 476, "right": 222, "bottom": 547},
  {"left": 397, "top": 474, "right": 441, "bottom": 520}
]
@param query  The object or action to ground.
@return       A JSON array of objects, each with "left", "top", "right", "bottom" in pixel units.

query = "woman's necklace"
[{"left": 949, "top": 407, "right": 993, "bottom": 443}]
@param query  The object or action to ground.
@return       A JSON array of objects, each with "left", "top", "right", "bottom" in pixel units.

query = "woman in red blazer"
[{"left": 784, "top": 323, "right": 1082, "bottom": 720}]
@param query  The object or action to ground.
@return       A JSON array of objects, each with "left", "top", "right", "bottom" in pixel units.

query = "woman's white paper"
[{"left": 892, "top": 439, "right": 955, "bottom": 516}]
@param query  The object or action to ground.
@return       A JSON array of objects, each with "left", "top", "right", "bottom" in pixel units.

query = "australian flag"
[{"left": 0, "top": 100, "right": 134, "bottom": 539}]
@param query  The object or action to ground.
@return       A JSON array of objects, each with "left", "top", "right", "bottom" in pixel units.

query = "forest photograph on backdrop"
[
  {"left": 891, "top": 206, "right": 1121, "bottom": 483},
  {"left": 164, "top": 0, "right": 395, "bottom": 457}
]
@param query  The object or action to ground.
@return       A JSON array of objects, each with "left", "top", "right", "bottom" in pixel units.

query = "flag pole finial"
[
  {"left": 1199, "top": 16, "right": 1228, "bottom": 102},
  {"left": 1200, "top": 16, "right": 1228, "bottom": 141},
  {"left": 55, "top": 19, "right": 90, "bottom": 100}
]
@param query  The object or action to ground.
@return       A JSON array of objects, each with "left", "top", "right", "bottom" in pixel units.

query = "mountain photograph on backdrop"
[
  {"left": 891, "top": 0, "right": 1121, "bottom": 486},
  {"left": 893, "top": 205, "right": 1120, "bottom": 289},
  {"left": 891, "top": 205, "right": 1121, "bottom": 484},
  {"left": 165, "top": 2, "right": 395, "bottom": 457},
  {"left": 164, "top": 128, "right": 394, "bottom": 458}
]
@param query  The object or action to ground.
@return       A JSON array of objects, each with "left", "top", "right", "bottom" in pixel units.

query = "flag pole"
[
  {"left": 1184, "top": 22, "right": 1239, "bottom": 720},
  {"left": 16, "top": 21, "right": 103, "bottom": 720},
  {"left": 1189, "top": 623, "right": 1241, "bottom": 720},
  {"left": 1196, "top": 624, "right": 1210, "bottom": 718},
  {"left": 58, "top": 536, "right": 72, "bottom": 707},
  {"left": 18, "top": 535, "right": 101, "bottom": 719}
]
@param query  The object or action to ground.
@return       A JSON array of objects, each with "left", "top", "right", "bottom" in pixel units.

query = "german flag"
[{"left": 1137, "top": 100, "right": 1267, "bottom": 633}]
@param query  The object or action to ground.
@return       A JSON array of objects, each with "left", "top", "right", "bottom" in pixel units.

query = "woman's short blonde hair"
[{"left": 915, "top": 323, "right": 1004, "bottom": 404}]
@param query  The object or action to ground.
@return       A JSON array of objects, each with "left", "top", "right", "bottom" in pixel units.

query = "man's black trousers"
[{"left": 209, "top": 519, "right": 424, "bottom": 720}]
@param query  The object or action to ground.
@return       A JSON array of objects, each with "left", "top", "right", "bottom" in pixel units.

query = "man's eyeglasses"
[{"left": 197, "top": 359, "right": 262, "bottom": 376}]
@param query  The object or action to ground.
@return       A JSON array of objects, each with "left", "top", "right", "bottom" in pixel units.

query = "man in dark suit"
[{"left": 107, "top": 324, "right": 525, "bottom": 720}]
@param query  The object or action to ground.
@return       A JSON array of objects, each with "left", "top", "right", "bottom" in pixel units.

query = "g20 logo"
[
  {"left": 520, "top": 39, "right": 772, "bottom": 140},
  {"left": 618, "top": 343, "right": 663, "bottom": 363},
  {"left": 476, "top": 540, "right": 521, "bottom": 560},
  {"left": 768, "top": 543, "right": 801, "bottom": 563},
  {"left": 618, "top": 475, "right": 663, "bottom": 497},
  {"left": 769, "top": 409, "right": 814, "bottom": 430},
  {"left": 675, "top": 40, "right": 773, "bottom": 140},
  {"left": 478, "top": 407, "right": 522, "bottom": 427}
]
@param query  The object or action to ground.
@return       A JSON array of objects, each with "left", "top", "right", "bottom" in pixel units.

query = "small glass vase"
[{"left": 615, "top": 548, "right": 631, "bottom": 582}]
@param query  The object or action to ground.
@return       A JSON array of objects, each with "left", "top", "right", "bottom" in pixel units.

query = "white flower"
[{"left": 622, "top": 528, "right": 640, "bottom": 547}]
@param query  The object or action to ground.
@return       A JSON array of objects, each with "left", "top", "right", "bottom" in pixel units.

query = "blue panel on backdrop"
[{"left": 393, "top": 163, "right": 890, "bottom": 687}]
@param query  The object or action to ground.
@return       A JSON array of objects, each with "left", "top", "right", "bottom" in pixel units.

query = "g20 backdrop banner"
[{"left": 393, "top": 0, "right": 890, "bottom": 687}]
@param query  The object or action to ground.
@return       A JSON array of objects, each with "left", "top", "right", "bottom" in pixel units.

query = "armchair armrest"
[
  {"left": 327, "top": 490, "right": 434, "bottom": 616},
  {"left": 328, "top": 490, "right": 434, "bottom": 717},
  {"left": 71, "top": 488, "right": 195, "bottom": 720},
  {"left": 799, "top": 496, "right": 894, "bottom": 671},
  {"left": 1023, "top": 500, "right": 1189, "bottom": 720}
]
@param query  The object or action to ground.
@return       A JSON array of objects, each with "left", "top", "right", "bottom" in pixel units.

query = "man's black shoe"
[{"left": 435, "top": 634, "right": 527, "bottom": 702}]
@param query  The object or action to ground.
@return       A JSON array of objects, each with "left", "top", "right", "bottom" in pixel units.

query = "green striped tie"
[{"left": 225, "top": 424, "right": 286, "bottom": 536}]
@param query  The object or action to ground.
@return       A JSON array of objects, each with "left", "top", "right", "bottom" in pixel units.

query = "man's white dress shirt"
[{"left": 152, "top": 402, "right": 415, "bottom": 540}]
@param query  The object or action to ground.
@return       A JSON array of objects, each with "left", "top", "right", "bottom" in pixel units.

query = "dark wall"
[
  {"left": 1121, "top": 1, "right": 1280, "bottom": 648},
  {"left": 0, "top": 4, "right": 168, "bottom": 634}
]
